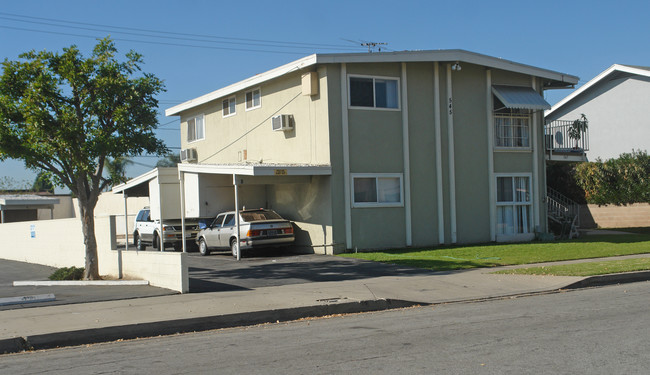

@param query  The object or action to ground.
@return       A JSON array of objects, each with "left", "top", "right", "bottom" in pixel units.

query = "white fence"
[{"left": 0, "top": 216, "right": 188, "bottom": 293}]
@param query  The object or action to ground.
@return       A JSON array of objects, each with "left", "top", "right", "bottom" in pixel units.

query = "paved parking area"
[
  {"left": 187, "top": 248, "right": 437, "bottom": 293},
  {"left": 0, "top": 259, "right": 176, "bottom": 311}
]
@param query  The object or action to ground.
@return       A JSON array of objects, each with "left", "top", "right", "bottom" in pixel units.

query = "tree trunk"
[{"left": 79, "top": 201, "right": 100, "bottom": 280}]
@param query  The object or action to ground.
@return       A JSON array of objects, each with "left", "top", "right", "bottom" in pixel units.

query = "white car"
[
  {"left": 133, "top": 208, "right": 199, "bottom": 251},
  {"left": 196, "top": 209, "right": 295, "bottom": 256}
]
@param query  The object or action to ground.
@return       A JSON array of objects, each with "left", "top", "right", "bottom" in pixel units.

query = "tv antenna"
[{"left": 342, "top": 39, "right": 389, "bottom": 53}]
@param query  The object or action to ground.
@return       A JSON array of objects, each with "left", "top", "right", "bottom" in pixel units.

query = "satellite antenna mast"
[{"left": 361, "top": 42, "right": 388, "bottom": 53}]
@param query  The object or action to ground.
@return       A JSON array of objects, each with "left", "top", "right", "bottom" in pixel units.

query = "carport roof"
[
  {"left": 111, "top": 167, "right": 179, "bottom": 197},
  {"left": 177, "top": 163, "right": 332, "bottom": 176},
  {"left": 0, "top": 194, "right": 60, "bottom": 209}
]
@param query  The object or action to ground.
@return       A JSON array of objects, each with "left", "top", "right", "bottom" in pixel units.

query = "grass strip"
[
  {"left": 492, "top": 257, "right": 650, "bottom": 276},
  {"left": 339, "top": 233, "right": 650, "bottom": 271}
]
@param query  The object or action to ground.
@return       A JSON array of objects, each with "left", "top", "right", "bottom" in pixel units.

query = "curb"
[
  {"left": 565, "top": 270, "right": 650, "bottom": 289},
  {"left": 0, "top": 299, "right": 419, "bottom": 354}
]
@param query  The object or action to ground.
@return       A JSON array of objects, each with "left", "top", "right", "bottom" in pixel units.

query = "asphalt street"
[{"left": 1, "top": 282, "right": 648, "bottom": 374}]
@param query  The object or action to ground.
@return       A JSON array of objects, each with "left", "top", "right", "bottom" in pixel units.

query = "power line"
[{"left": 0, "top": 12, "right": 363, "bottom": 52}]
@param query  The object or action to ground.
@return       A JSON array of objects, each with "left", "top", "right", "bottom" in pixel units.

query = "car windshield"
[{"left": 240, "top": 210, "right": 282, "bottom": 222}]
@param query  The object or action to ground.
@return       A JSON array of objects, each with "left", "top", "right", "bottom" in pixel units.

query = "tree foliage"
[
  {"left": 574, "top": 150, "right": 650, "bottom": 205},
  {"left": 0, "top": 37, "right": 167, "bottom": 279},
  {"left": 32, "top": 171, "right": 55, "bottom": 193},
  {"left": 156, "top": 152, "right": 180, "bottom": 168}
]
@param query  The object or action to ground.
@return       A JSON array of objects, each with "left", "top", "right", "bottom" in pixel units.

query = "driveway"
[{"left": 187, "top": 248, "right": 437, "bottom": 293}]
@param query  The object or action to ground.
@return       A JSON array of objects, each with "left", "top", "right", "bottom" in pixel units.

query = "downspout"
[
  {"left": 433, "top": 62, "right": 445, "bottom": 245},
  {"left": 446, "top": 63, "right": 457, "bottom": 244},
  {"left": 401, "top": 62, "right": 412, "bottom": 247}
]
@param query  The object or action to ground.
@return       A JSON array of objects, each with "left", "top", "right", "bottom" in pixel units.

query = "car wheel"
[
  {"left": 199, "top": 238, "right": 210, "bottom": 256},
  {"left": 230, "top": 238, "right": 239, "bottom": 258},
  {"left": 153, "top": 232, "right": 163, "bottom": 250},
  {"left": 135, "top": 233, "right": 145, "bottom": 251}
]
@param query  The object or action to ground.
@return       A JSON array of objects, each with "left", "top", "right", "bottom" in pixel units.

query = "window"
[
  {"left": 187, "top": 114, "right": 204, "bottom": 143},
  {"left": 494, "top": 97, "right": 530, "bottom": 148},
  {"left": 496, "top": 175, "right": 531, "bottom": 235},
  {"left": 349, "top": 76, "right": 399, "bottom": 109},
  {"left": 352, "top": 174, "right": 403, "bottom": 207},
  {"left": 223, "top": 214, "right": 235, "bottom": 227},
  {"left": 222, "top": 97, "right": 236, "bottom": 117},
  {"left": 245, "top": 88, "right": 261, "bottom": 110}
]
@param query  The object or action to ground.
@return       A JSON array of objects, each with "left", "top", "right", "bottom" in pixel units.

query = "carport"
[
  {"left": 0, "top": 194, "right": 60, "bottom": 223},
  {"left": 177, "top": 163, "right": 333, "bottom": 259},
  {"left": 111, "top": 167, "right": 182, "bottom": 251}
]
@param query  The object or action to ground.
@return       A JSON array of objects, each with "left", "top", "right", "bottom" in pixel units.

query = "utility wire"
[{"left": 0, "top": 12, "right": 362, "bottom": 51}]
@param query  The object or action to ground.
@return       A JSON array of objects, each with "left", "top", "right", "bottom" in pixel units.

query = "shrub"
[
  {"left": 49, "top": 266, "right": 85, "bottom": 281},
  {"left": 575, "top": 150, "right": 650, "bottom": 205}
]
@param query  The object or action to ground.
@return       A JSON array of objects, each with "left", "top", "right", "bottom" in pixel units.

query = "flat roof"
[
  {"left": 166, "top": 49, "right": 579, "bottom": 116},
  {"left": 177, "top": 163, "right": 332, "bottom": 176},
  {"left": 0, "top": 194, "right": 60, "bottom": 208},
  {"left": 111, "top": 167, "right": 179, "bottom": 196}
]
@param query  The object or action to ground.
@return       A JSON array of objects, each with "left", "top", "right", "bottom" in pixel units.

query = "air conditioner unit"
[
  {"left": 180, "top": 148, "right": 197, "bottom": 163},
  {"left": 272, "top": 114, "right": 294, "bottom": 132}
]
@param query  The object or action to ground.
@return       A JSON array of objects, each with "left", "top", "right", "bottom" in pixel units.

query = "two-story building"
[{"left": 165, "top": 50, "right": 578, "bottom": 254}]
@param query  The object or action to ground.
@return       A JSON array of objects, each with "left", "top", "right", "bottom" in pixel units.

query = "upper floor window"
[
  {"left": 187, "top": 114, "right": 204, "bottom": 143},
  {"left": 494, "top": 95, "right": 530, "bottom": 148},
  {"left": 245, "top": 88, "right": 261, "bottom": 110},
  {"left": 222, "top": 96, "right": 236, "bottom": 118},
  {"left": 349, "top": 75, "right": 399, "bottom": 109},
  {"left": 351, "top": 173, "right": 403, "bottom": 208}
]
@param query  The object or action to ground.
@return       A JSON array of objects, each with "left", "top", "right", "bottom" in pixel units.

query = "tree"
[
  {"left": 156, "top": 152, "right": 180, "bottom": 168},
  {"left": 0, "top": 37, "right": 167, "bottom": 279},
  {"left": 32, "top": 171, "right": 55, "bottom": 193},
  {"left": 104, "top": 156, "right": 133, "bottom": 191}
]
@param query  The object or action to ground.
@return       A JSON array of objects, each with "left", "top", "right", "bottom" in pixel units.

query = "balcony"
[{"left": 544, "top": 119, "right": 589, "bottom": 162}]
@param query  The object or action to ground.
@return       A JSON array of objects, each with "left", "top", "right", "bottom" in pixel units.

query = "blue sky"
[{"left": 1, "top": 0, "right": 649, "bottom": 190}]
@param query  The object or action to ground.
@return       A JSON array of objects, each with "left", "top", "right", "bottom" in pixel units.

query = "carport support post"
[
  {"left": 179, "top": 171, "right": 187, "bottom": 253},
  {"left": 123, "top": 191, "right": 129, "bottom": 251},
  {"left": 233, "top": 174, "right": 241, "bottom": 261}
]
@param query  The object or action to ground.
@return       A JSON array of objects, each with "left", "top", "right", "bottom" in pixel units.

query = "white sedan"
[{"left": 196, "top": 209, "right": 295, "bottom": 257}]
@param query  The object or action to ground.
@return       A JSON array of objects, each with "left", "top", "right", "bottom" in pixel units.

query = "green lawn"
[
  {"left": 493, "top": 257, "right": 650, "bottom": 277},
  {"left": 338, "top": 232, "right": 650, "bottom": 272}
]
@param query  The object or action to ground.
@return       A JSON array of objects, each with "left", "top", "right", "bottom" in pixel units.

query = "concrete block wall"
[{"left": 580, "top": 203, "right": 650, "bottom": 229}]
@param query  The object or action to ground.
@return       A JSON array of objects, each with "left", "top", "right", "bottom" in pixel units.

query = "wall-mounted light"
[{"left": 451, "top": 62, "right": 462, "bottom": 71}]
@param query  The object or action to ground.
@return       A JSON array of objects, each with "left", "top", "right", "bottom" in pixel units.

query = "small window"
[
  {"left": 245, "top": 88, "right": 261, "bottom": 110},
  {"left": 352, "top": 174, "right": 403, "bottom": 207},
  {"left": 187, "top": 115, "right": 204, "bottom": 143},
  {"left": 349, "top": 76, "right": 399, "bottom": 109},
  {"left": 211, "top": 215, "right": 225, "bottom": 228},
  {"left": 222, "top": 97, "right": 236, "bottom": 117},
  {"left": 494, "top": 96, "right": 530, "bottom": 148}
]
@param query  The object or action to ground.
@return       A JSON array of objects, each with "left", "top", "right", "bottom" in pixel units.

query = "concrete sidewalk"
[{"left": 1, "top": 256, "right": 649, "bottom": 354}]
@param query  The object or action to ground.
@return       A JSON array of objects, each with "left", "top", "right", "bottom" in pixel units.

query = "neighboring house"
[
  {"left": 545, "top": 64, "right": 650, "bottom": 161},
  {"left": 0, "top": 193, "right": 62, "bottom": 223},
  {"left": 164, "top": 50, "right": 578, "bottom": 253}
]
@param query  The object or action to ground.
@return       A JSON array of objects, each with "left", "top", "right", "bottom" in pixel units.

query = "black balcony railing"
[{"left": 544, "top": 119, "right": 589, "bottom": 152}]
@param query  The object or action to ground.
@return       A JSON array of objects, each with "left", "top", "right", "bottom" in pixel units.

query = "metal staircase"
[{"left": 547, "top": 187, "right": 580, "bottom": 239}]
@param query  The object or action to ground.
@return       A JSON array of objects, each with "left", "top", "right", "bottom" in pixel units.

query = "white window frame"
[
  {"left": 245, "top": 88, "right": 261, "bottom": 111},
  {"left": 351, "top": 173, "right": 404, "bottom": 208},
  {"left": 186, "top": 114, "right": 205, "bottom": 143},
  {"left": 348, "top": 74, "right": 401, "bottom": 111},
  {"left": 222, "top": 96, "right": 236, "bottom": 118},
  {"left": 495, "top": 173, "right": 533, "bottom": 236},
  {"left": 493, "top": 107, "right": 532, "bottom": 150}
]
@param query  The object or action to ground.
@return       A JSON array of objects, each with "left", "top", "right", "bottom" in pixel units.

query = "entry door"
[{"left": 219, "top": 213, "right": 236, "bottom": 247}]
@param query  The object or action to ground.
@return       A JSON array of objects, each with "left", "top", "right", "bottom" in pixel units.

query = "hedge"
[{"left": 574, "top": 150, "right": 650, "bottom": 205}]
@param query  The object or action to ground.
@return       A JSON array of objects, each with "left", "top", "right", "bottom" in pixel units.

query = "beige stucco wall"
[
  {"left": 179, "top": 66, "right": 330, "bottom": 166},
  {"left": 0, "top": 216, "right": 187, "bottom": 292}
]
